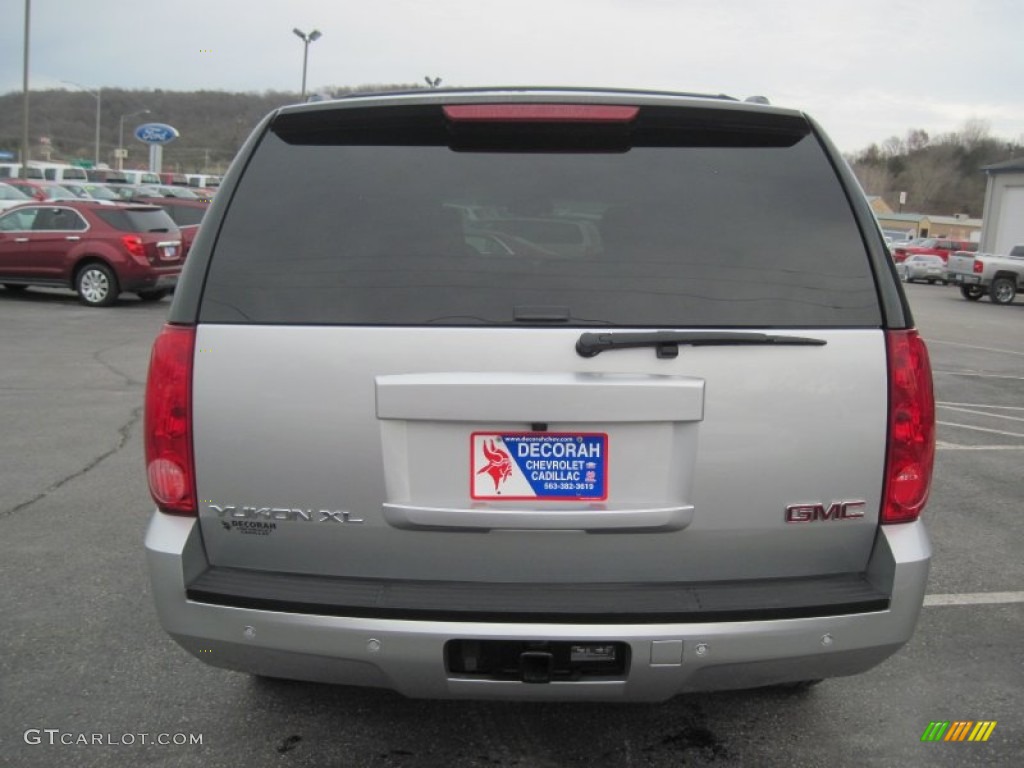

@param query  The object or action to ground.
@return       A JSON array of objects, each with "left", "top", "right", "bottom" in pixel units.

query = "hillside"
[
  {"left": 3, "top": 91, "right": 1021, "bottom": 214},
  {"left": 0, "top": 85, "right": 420, "bottom": 174},
  {"left": 847, "top": 120, "right": 1022, "bottom": 218}
]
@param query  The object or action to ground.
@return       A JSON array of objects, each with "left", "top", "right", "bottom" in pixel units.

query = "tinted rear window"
[
  {"left": 201, "top": 105, "right": 881, "bottom": 327},
  {"left": 95, "top": 208, "right": 177, "bottom": 233},
  {"left": 161, "top": 205, "right": 206, "bottom": 226}
]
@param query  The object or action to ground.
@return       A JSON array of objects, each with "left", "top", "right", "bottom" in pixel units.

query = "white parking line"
[
  {"left": 924, "top": 592, "right": 1024, "bottom": 607},
  {"left": 927, "top": 339, "right": 1024, "bottom": 358},
  {"left": 936, "top": 402, "right": 1024, "bottom": 411},
  {"left": 933, "top": 371, "right": 1024, "bottom": 381},
  {"left": 937, "top": 421, "right": 1024, "bottom": 439},
  {"left": 936, "top": 443, "right": 1024, "bottom": 451},
  {"left": 938, "top": 406, "right": 1024, "bottom": 423}
]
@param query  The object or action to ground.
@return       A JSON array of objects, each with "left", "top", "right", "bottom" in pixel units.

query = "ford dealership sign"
[{"left": 134, "top": 123, "right": 179, "bottom": 144}]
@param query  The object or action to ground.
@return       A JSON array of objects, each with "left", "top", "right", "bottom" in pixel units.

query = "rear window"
[
  {"left": 161, "top": 205, "right": 206, "bottom": 226},
  {"left": 201, "top": 104, "right": 881, "bottom": 327},
  {"left": 95, "top": 208, "right": 177, "bottom": 233}
]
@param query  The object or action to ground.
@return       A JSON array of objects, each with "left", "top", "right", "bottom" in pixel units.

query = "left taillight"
[
  {"left": 882, "top": 330, "right": 935, "bottom": 524},
  {"left": 121, "top": 235, "right": 150, "bottom": 265},
  {"left": 145, "top": 324, "right": 196, "bottom": 515}
]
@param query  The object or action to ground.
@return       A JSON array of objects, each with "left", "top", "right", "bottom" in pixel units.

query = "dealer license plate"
[{"left": 471, "top": 432, "right": 608, "bottom": 501}]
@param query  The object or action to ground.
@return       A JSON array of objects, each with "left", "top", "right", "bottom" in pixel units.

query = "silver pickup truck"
[{"left": 948, "top": 244, "right": 1024, "bottom": 304}]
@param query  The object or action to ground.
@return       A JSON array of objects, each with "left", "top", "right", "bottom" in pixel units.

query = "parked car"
[
  {"left": 476, "top": 216, "right": 603, "bottom": 258},
  {"left": 464, "top": 228, "right": 561, "bottom": 258},
  {"left": 895, "top": 254, "right": 948, "bottom": 284},
  {"left": 144, "top": 88, "right": 935, "bottom": 701},
  {"left": 85, "top": 169, "right": 129, "bottom": 184},
  {"left": 948, "top": 245, "right": 1024, "bottom": 304},
  {"left": 0, "top": 163, "right": 45, "bottom": 180},
  {"left": 133, "top": 184, "right": 204, "bottom": 200},
  {"left": 0, "top": 200, "right": 182, "bottom": 306},
  {"left": 882, "top": 229, "right": 914, "bottom": 247},
  {"left": 0, "top": 182, "right": 33, "bottom": 211},
  {"left": 131, "top": 196, "right": 208, "bottom": 256},
  {"left": 3, "top": 179, "right": 80, "bottom": 202},
  {"left": 123, "top": 170, "right": 163, "bottom": 186},
  {"left": 105, "top": 184, "right": 148, "bottom": 202},
  {"left": 159, "top": 172, "right": 189, "bottom": 186},
  {"left": 186, "top": 173, "right": 222, "bottom": 188},
  {"left": 59, "top": 182, "right": 122, "bottom": 202},
  {"left": 891, "top": 237, "right": 976, "bottom": 264},
  {"left": 33, "top": 162, "right": 90, "bottom": 183}
]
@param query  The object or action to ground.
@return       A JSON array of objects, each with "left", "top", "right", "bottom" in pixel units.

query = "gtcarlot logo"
[
  {"left": 920, "top": 721, "right": 997, "bottom": 742},
  {"left": 24, "top": 729, "right": 203, "bottom": 746}
]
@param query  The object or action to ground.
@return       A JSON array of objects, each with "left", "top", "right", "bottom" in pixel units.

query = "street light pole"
[
  {"left": 292, "top": 27, "right": 322, "bottom": 101},
  {"left": 62, "top": 80, "right": 101, "bottom": 167},
  {"left": 21, "top": 0, "right": 31, "bottom": 179},
  {"left": 118, "top": 108, "right": 150, "bottom": 171}
]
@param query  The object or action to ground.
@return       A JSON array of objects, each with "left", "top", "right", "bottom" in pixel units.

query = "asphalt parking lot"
[{"left": 0, "top": 283, "right": 1021, "bottom": 767}]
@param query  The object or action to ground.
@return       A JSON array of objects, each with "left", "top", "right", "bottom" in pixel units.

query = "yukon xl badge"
[
  {"left": 209, "top": 504, "right": 364, "bottom": 525},
  {"left": 785, "top": 501, "right": 866, "bottom": 523}
]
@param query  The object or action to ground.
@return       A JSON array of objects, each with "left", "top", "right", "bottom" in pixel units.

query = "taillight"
[
  {"left": 443, "top": 104, "right": 639, "bottom": 123},
  {"left": 145, "top": 325, "right": 196, "bottom": 515},
  {"left": 121, "top": 235, "right": 150, "bottom": 265},
  {"left": 973, "top": 260, "right": 984, "bottom": 274},
  {"left": 882, "top": 330, "right": 935, "bottom": 524}
]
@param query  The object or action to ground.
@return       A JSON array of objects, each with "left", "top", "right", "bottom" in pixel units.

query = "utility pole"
[
  {"left": 118, "top": 108, "right": 150, "bottom": 171},
  {"left": 62, "top": 80, "right": 101, "bottom": 167},
  {"left": 21, "top": 0, "right": 31, "bottom": 178}
]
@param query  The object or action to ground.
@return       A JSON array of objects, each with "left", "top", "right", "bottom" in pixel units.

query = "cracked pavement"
[{"left": 0, "top": 290, "right": 163, "bottom": 518}]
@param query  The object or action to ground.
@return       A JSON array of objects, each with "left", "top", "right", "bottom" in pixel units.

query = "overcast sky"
[{"left": 2, "top": 0, "right": 1022, "bottom": 153}]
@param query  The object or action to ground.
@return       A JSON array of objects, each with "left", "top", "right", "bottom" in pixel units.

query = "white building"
[{"left": 979, "top": 158, "right": 1024, "bottom": 253}]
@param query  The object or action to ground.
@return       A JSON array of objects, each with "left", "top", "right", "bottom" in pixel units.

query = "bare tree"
[
  {"left": 958, "top": 118, "right": 991, "bottom": 150},
  {"left": 881, "top": 135, "right": 905, "bottom": 157},
  {"left": 906, "top": 129, "right": 930, "bottom": 153},
  {"left": 897, "top": 146, "right": 958, "bottom": 210},
  {"left": 852, "top": 163, "right": 893, "bottom": 199}
]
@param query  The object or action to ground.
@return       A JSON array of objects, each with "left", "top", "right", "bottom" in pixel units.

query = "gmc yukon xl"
[{"left": 144, "top": 88, "right": 935, "bottom": 701}]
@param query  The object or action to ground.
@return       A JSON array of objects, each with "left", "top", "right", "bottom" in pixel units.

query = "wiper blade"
[{"left": 576, "top": 331, "right": 827, "bottom": 358}]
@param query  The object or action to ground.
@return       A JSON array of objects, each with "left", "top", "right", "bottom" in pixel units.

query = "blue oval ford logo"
[{"left": 134, "top": 123, "right": 180, "bottom": 145}]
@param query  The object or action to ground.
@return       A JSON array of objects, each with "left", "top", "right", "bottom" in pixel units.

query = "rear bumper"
[
  {"left": 120, "top": 271, "right": 179, "bottom": 293},
  {"left": 145, "top": 513, "right": 931, "bottom": 701},
  {"left": 951, "top": 273, "right": 981, "bottom": 285}
]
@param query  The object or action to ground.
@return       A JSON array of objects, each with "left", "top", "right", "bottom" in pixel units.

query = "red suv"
[
  {"left": 891, "top": 237, "right": 977, "bottom": 264},
  {"left": 0, "top": 200, "right": 182, "bottom": 306}
]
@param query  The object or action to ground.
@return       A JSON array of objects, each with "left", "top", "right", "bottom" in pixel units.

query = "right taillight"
[
  {"left": 973, "top": 260, "right": 984, "bottom": 274},
  {"left": 882, "top": 330, "right": 935, "bottom": 523},
  {"left": 145, "top": 324, "right": 196, "bottom": 515}
]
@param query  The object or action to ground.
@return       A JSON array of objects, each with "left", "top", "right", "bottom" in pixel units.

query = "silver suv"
[{"left": 144, "top": 88, "right": 935, "bottom": 701}]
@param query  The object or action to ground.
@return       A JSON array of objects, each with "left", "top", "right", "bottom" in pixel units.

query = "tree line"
[{"left": 846, "top": 119, "right": 1023, "bottom": 217}]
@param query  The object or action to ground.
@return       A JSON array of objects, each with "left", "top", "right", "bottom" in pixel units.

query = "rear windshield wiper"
[{"left": 576, "top": 331, "right": 827, "bottom": 358}]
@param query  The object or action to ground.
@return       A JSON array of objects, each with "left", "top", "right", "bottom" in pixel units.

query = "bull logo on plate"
[{"left": 477, "top": 439, "right": 513, "bottom": 492}]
